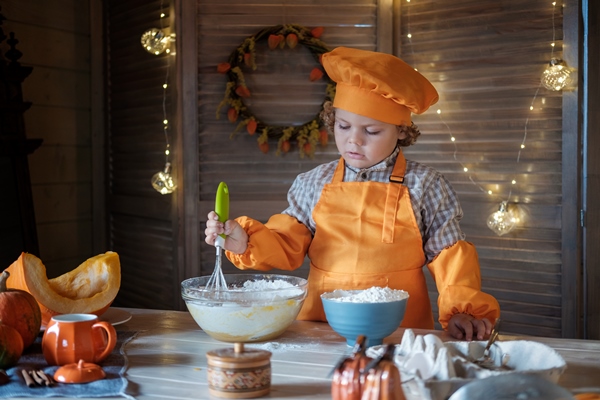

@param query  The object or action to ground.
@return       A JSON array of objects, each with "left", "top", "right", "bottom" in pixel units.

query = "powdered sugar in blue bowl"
[{"left": 321, "top": 287, "right": 409, "bottom": 347}]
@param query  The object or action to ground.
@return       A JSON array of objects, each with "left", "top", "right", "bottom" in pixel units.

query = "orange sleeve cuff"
[
  {"left": 427, "top": 240, "right": 501, "bottom": 330},
  {"left": 225, "top": 214, "right": 312, "bottom": 272}
]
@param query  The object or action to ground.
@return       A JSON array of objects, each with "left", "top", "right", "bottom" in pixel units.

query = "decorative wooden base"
[{"left": 206, "top": 343, "right": 272, "bottom": 399}]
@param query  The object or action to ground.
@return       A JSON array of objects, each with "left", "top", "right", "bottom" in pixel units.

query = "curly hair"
[{"left": 319, "top": 101, "right": 421, "bottom": 147}]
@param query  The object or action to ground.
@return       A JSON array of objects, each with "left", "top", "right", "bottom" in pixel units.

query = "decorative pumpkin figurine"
[
  {"left": 5, "top": 252, "right": 121, "bottom": 326},
  {"left": 361, "top": 344, "right": 406, "bottom": 400},
  {"left": 331, "top": 335, "right": 372, "bottom": 400},
  {"left": 0, "top": 321, "right": 24, "bottom": 369},
  {"left": 0, "top": 270, "right": 41, "bottom": 348}
]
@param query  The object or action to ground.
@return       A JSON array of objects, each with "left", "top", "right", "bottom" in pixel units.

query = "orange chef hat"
[{"left": 321, "top": 47, "right": 439, "bottom": 126}]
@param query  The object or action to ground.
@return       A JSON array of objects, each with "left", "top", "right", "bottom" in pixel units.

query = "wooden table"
[{"left": 19, "top": 307, "right": 600, "bottom": 399}]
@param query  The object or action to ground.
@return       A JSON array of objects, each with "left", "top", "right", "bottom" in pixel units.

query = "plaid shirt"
[{"left": 282, "top": 147, "right": 466, "bottom": 263}]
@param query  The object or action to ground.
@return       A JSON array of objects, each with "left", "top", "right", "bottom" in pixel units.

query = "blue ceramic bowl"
[{"left": 321, "top": 290, "right": 408, "bottom": 347}]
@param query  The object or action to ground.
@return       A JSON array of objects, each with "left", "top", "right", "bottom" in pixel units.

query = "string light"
[
  {"left": 147, "top": 2, "right": 177, "bottom": 195},
  {"left": 140, "top": 1, "right": 175, "bottom": 56},
  {"left": 487, "top": 201, "right": 518, "bottom": 236},
  {"left": 541, "top": 58, "right": 572, "bottom": 91},
  {"left": 141, "top": 28, "right": 171, "bottom": 55},
  {"left": 404, "top": 1, "right": 562, "bottom": 235},
  {"left": 541, "top": 2, "right": 572, "bottom": 91}
]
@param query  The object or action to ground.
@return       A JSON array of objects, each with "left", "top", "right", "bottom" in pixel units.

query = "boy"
[{"left": 205, "top": 47, "right": 500, "bottom": 341}]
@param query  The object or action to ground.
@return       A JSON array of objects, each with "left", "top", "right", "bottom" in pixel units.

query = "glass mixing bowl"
[{"left": 181, "top": 274, "right": 308, "bottom": 342}]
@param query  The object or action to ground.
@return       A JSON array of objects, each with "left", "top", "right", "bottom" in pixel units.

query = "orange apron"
[
  {"left": 228, "top": 153, "right": 500, "bottom": 330},
  {"left": 298, "top": 152, "right": 434, "bottom": 328}
]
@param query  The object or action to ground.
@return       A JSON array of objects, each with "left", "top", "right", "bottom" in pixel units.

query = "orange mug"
[{"left": 42, "top": 313, "right": 117, "bottom": 366}]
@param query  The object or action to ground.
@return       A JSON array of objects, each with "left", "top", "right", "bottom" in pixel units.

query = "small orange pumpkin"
[
  {"left": 361, "top": 345, "right": 406, "bottom": 400},
  {"left": 5, "top": 252, "right": 121, "bottom": 326},
  {"left": 331, "top": 335, "right": 372, "bottom": 400},
  {"left": 0, "top": 270, "right": 41, "bottom": 348},
  {"left": 0, "top": 321, "right": 24, "bottom": 369}
]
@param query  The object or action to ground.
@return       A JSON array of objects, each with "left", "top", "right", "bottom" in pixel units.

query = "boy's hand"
[
  {"left": 204, "top": 211, "right": 249, "bottom": 254},
  {"left": 447, "top": 313, "right": 493, "bottom": 341}
]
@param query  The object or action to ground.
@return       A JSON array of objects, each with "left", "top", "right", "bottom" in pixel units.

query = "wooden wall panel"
[
  {"left": 111, "top": 215, "right": 176, "bottom": 309},
  {"left": 105, "top": 0, "right": 179, "bottom": 309},
  {"left": 197, "top": 0, "right": 379, "bottom": 277},
  {"left": 399, "top": 0, "right": 565, "bottom": 336},
  {"left": 1, "top": 0, "right": 94, "bottom": 277}
]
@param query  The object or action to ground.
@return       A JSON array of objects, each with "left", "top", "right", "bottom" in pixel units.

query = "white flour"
[
  {"left": 249, "top": 342, "right": 309, "bottom": 352},
  {"left": 236, "top": 279, "right": 295, "bottom": 291},
  {"left": 322, "top": 286, "right": 409, "bottom": 303},
  {"left": 226, "top": 278, "right": 304, "bottom": 301}
]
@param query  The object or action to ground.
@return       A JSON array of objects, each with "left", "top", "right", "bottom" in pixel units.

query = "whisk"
[{"left": 206, "top": 182, "right": 229, "bottom": 291}]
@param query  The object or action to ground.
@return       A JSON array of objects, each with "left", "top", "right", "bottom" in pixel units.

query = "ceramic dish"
[
  {"left": 99, "top": 307, "right": 132, "bottom": 326},
  {"left": 40, "top": 307, "right": 132, "bottom": 331}
]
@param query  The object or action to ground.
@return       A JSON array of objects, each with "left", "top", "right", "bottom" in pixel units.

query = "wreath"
[{"left": 215, "top": 24, "right": 335, "bottom": 157}]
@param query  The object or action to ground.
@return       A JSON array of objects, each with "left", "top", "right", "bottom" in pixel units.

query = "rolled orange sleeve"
[
  {"left": 225, "top": 214, "right": 312, "bottom": 272},
  {"left": 427, "top": 240, "right": 500, "bottom": 330}
]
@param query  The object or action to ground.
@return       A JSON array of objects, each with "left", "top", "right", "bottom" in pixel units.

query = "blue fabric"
[{"left": 0, "top": 331, "right": 137, "bottom": 398}]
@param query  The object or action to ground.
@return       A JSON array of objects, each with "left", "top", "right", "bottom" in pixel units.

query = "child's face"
[{"left": 334, "top": 109, "right": 406, "bottom": 169}]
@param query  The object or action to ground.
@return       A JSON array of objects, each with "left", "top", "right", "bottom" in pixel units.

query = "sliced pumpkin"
[{"left": 5, "top": 252, "right": 121, "bottom": 326}]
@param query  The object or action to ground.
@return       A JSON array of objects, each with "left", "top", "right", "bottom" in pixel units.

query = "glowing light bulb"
[
  {"left": 487, "top": 201, "right": 517, "bottom": 236},
  {"left": 151, "top": 162, "right": 177, "bottom": 194},
  {"left": 141, "top": 28, "right": 170, "bottom": 55},
  {"left": 541, "top": 59, "right": 572, "bottom": 91},
  {"left": 407, "top": 33, "right": 412, "bottom": 38}
]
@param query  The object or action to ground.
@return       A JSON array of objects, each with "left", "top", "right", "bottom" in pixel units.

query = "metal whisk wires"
[{"left": 206, "top": 236, "right": 228, "bottom": 291}]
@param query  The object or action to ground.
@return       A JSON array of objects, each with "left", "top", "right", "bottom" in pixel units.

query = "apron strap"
[
  {"left": 332, "top": 158, "right": 345, "bottom": 183},
  {"left": 332, "top": 151, "right": 407, "bottom": 184},
  {"left": 383, "top": 150, "right": 407, "bottom": 243}
]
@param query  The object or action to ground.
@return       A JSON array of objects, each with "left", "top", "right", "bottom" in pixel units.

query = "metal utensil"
[
  {"left": 474, "top": 317, "right": 502, "bottom": 367},
  {"left": 471, "top": 318, "right": 510, "bottom": 370},
  {"left": 206, "top": 182, "right": 229, "bottom": 291}
]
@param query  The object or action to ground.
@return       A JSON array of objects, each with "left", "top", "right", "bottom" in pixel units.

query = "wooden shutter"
[
  {"left": 197, "top": 0, "right": 382, "bottom": 276},
  {"left": 399, "top": 0, "right": 566, "bottom": 337},
  {"left": 105, "top": 0, "right": 178, "bottom": 309}
]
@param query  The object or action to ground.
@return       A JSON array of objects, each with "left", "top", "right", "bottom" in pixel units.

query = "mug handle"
[{"left": 92, "top": 321, "right": 117, "bottom": 363}]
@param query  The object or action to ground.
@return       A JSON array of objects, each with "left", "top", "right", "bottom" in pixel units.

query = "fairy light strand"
[
  {"left": 163, "top": 65, "right": 171, "bottom": 165},
  {"left": 403, "top": 0, "right": 560, "bottom": 202},
  {"left": 149, "top": 1, "right": 177, "bottom": 194},
  {"left": 159, "top": 0, "right": 172, "bottom": 164}
]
